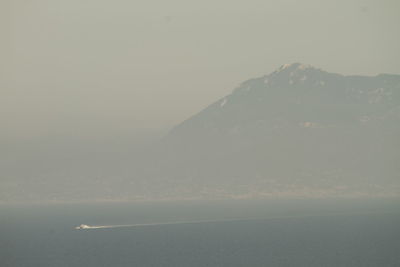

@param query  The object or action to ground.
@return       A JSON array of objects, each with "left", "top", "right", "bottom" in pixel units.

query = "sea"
[{"left": 1, "top": 199, "right": 399, "bottom": 267}]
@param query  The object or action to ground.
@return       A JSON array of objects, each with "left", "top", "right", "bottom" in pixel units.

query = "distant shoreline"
[{"left": 1, "top": 194, "right": 400, "bottom": 206}]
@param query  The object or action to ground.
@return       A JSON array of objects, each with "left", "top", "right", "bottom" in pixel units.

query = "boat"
[{"left": 75, "top": 224, "right": 91, "bottom": 230}]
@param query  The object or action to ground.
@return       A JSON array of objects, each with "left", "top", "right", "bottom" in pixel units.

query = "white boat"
[{"left": 75, "top": 224, "right": 91, "bottom": 230}]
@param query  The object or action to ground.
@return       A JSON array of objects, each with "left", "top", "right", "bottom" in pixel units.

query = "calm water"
[{"left": 1, "top": 199, "right": 400, "bottom": 267}]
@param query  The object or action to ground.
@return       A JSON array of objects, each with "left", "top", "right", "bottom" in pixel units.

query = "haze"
[
  {"left": 1, "top": 0, "right": 400, "bottom": 203},
  {"left": 2, "top": 0, "right": 400, "bottom": 140}
]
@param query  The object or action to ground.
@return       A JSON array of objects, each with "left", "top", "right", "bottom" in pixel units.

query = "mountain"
[
  {"left": 169, "top": 63, "right": 400, "bottom": 139},
  {"left": 152, "top": 63, "right": 400, "bottom": 199},
  {"left": 3, "top": 63, "right": 399, "bottom": 203}
]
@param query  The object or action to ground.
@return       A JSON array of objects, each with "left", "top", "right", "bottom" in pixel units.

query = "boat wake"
[
  {"left": 74, "top": 218, "right": 253, "bottom": 230},
  {"left": 74, "top": 210, "right": 397, "bottom": 230}
]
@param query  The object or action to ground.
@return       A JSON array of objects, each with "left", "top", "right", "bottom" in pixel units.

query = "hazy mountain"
[
  {"left": 2, "top": 63, "right": 399, "bottom": 203},
  {"left": 169, "top": 63, "right": 400, "bottom": 139},
  {"left": 153, "top": 63, "right": 400, "bottom": 199}
]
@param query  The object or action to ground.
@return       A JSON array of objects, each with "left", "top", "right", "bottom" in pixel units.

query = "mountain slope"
[
  {"left": 169, "top": 63, "right": 399, "bottom": 139},
  {"left": 157, "top": 63, "right": 400, "bottom": 199}
]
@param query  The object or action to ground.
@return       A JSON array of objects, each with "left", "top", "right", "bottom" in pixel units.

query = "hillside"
[{"left": 154, "top": 63, "right": 400, "bottom": 199}]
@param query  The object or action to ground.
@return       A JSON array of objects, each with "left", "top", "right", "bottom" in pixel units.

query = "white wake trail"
[
  {"left": 74, "top": 210, "right": 399, "bottom": 230},
  {"left": 74, "top": 218, "right": 253, "bottom": 230}
]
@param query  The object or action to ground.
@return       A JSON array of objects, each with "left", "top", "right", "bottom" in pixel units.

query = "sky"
[{"left": 2, "top": 0, "right": 400, "bottom": 142}]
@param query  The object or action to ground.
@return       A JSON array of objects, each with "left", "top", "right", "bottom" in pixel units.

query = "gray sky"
[{"left": 2, "top": 0, "right": 400, "bottom": 141}]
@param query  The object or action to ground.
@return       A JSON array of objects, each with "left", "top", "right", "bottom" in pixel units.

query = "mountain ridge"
[
  {"left": 167, "top": 63, "right": 400, "bottom": 141},
  {"left": 154, "top": 63, "right": 400, "bottom": 199}
]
